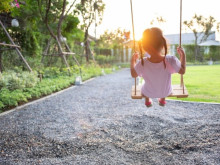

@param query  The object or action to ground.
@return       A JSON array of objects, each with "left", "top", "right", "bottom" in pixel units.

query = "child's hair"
[{"left": 140, "top": 27, "right": 167, "bottom": 68}]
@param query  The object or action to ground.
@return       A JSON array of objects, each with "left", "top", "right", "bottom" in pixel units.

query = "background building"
[{"left": 164, "top": 32, "right": 216, "bottom": 45}]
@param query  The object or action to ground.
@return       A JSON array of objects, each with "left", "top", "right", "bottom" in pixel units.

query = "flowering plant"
[{"left": 14, "top": 0, "right": 20, "bottom": 8}]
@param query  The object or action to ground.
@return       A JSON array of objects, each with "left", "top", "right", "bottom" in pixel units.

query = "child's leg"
[
  {"left": 160, "top": 98, "right": 165, "bottom": 102},
  {"left": 142, "top": 94, "right": 153, "bottom": 107},
  {"left": 158, "top": 97, "right": 166, "bottom": 106},
  {"left": 145, "top": 97, "right": 150, "bottom": 102},
  {"left": 145, "top": 97, "right": 153, "bottom": 107}
]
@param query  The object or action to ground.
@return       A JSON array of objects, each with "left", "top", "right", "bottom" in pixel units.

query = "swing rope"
[
  {"left": 180, "top": 0, "right": 185, "bottom": 94},
  {"left": 130, "top": 0, "right": 137, "bottom": 95},
  {"left": 130, "top": 0, "right": 185, "bottom": 96}
]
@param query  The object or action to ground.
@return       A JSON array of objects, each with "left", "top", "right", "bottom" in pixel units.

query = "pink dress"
[{"left": 134, "top": 55, "right": 181, "bottom": 98}]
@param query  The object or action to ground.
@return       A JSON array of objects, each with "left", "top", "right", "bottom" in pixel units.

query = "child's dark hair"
[{"left": 140, "top": 27, "right": 167, "bottom": 68}]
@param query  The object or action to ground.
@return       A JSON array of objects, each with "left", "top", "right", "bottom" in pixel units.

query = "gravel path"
[{"left": 0, "top": 69, "right": 220, "bottom": 165}]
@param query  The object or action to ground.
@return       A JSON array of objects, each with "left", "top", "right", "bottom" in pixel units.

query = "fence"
[{"left": 94, "top": 47, "right": 132, "bottom": 64}]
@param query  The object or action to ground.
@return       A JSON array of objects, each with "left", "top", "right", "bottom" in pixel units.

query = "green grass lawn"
[{"left": 171, "top": 65, "right": 220, "bottom": 103}]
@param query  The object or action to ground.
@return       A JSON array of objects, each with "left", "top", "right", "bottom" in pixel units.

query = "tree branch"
[
  {"left": 37, "top": 0, "right": 44, "bottom": 21},
  {"left": 65, "top": 0, "right": 77, "bottom": 16},
  {"left": 45, "top": 0, "right": 56, "bottom": 39},
  {"left": 57, "top": 0, "right": 67, "bottom": 42}
]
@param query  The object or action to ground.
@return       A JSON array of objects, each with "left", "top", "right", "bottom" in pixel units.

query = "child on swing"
[{"left": 130, "top": 27, "right": 186, "bottom": 107}]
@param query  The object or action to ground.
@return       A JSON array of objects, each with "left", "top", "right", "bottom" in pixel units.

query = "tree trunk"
[
  {"left": 0, "top": 51, "right": 2, "bottom": 73},
  {"left": 84, "top": 29, "right": 90, "bottom": 62},
  {"left": 57, "top": 0, "right": 66, "bottom": 42},
  {"left": 194, "top": 37, "right": 198, "bottom": 62}
]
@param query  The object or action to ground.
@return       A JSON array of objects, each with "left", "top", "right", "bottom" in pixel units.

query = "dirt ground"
[{"left": 0, "top": 69, "right": 220, "bottom": 165}]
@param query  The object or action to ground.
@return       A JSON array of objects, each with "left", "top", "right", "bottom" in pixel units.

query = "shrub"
[
  {"left": 0, "top": 88, "right": 19, "bottom": 107},
  {"left": 95, "top": 55, "right": 116, "bottom": 66},
  {"left": 21, "top": 71, "right": 39, "bottom": 88},
  {"left": 24, "top": 88, "right": 41, "bottom": 98},
  {"left": 43, "top": 67, "right": 61, "bottom": 78},
  {"left": 0, "top": 101, "right": 5, "bottom": 109},
  {"left": 209, "top": 46, "right": 220, "bottom": 61},
  {"left": 0, "top": 64, "right": 115, "bottom": 111},
  {"left": 7, "top": 72, "right": 25, "bottom": 91},
  {"left": 0, "top": 75, "right": 7, "bottom": 89},
  {"left": 0, "top": 70, "right": 39, "bottom": 91},
  {"left": 9, "top": 89, "right": 29, "bottom": 107}
]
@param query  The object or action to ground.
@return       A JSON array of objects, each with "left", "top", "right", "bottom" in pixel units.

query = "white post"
[
  {"left": 111, "top": 49, "right": 114, "bottom": 56},
  {"left": 123, "top": 48, "right": 126, "bottom": 62},
  {"left": 172, "top": 45, "right": 175, "bottom": 55},
  {"left": 128, "top": 48, "right": 132, "bottom": 60}
]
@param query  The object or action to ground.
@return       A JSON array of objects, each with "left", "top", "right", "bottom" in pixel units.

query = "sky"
[{"left": 89, "top": 0, "right": 220, "bottom": 40}]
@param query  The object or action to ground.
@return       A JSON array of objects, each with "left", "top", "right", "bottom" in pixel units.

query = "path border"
[
  {"left": 0, "top": 78, "right": 96, "bottom": 117},
  {"left": 167, "top": 99, "right": 220, "bottom": 105}
]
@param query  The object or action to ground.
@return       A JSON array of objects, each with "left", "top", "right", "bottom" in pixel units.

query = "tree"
[
  {"left": 36, "top": 0, "right": 81, "bottom": 72},
  {"left": 76, "top": 0, "right": 105, "bottom": 62},
  {"left": 97, "top": 28, "right": 126, "bottom": 49},
  {"left": 37, "top": 0, "right": 78, "bottom": 42},
  {"left": 0, "top": 0, "right": 40, "bottom": 71},
  {"left": 150, "top": 16, "right": 166, "bottom": 26},
  {"left": 9, "top": 0, "right": 43, "bottom": 57},
  {"left": 184, "top": 14, "right": 220, "bottom": 61},
  {"left": 62, "top": 14, "right": 84, "bottom": 45}
]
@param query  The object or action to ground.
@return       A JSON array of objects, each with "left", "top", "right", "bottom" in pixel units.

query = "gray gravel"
[{"left": 0, "top": 68, "right": 220, "bottom": 165}]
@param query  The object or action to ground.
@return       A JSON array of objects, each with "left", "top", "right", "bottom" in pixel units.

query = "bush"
[
  {"left": 209, "top": 46, "right": 220, "bottom": 61},
  {"left": 171, "top": 44, "right": 220, "bottom": 62},
  {"left": 0, "top": 101, "right": 5, "bottom": 109},
  {"left": 182, "top": 44, "right": 195, "bottom": 62},
  {"left": 0, "top": 75, "right": 7, "bottom": 89},
  {"left": 0, "top": 64, "right": 115, "bottom": 111},
  {"left": 95, "top": 55, "right": 116, "bottom": 66},
  {"left": 0, "top": 88, "right": 25, "bottom": 107},
  {"left": 7, "top": 73, "right": 25, "bottom": 91},
  {"left": 43, "top": 67, "right": 61, "bottom": 78},
  {"left": 0, "top": 70, "right": 39, "bottom": 91},
  {"left": 21, "top": 71, "right": 39, "bottom": 88},
  {"left": 94, "top": 48, "right": 112, "bottom": 56}
]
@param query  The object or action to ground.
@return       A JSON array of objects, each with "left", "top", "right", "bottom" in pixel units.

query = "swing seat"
[{"left": 131, "top": 84, "right": 188, "bottom": 99}]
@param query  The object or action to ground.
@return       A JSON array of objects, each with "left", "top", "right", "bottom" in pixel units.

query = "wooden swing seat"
[{"left": 131, "top": 84, "right": 188, "bottom": 99}]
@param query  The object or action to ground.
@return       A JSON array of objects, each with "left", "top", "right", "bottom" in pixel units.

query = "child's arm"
[
  {"left": 177, "top": 47, "right": 186, "bottom": 74},
  {"left": 130, "top": 52, "right": 139, "bottom": 78}
]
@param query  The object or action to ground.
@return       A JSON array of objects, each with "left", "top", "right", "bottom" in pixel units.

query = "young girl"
[{"left": 130, "top": 27, "right": 186, "bottom": 107}]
